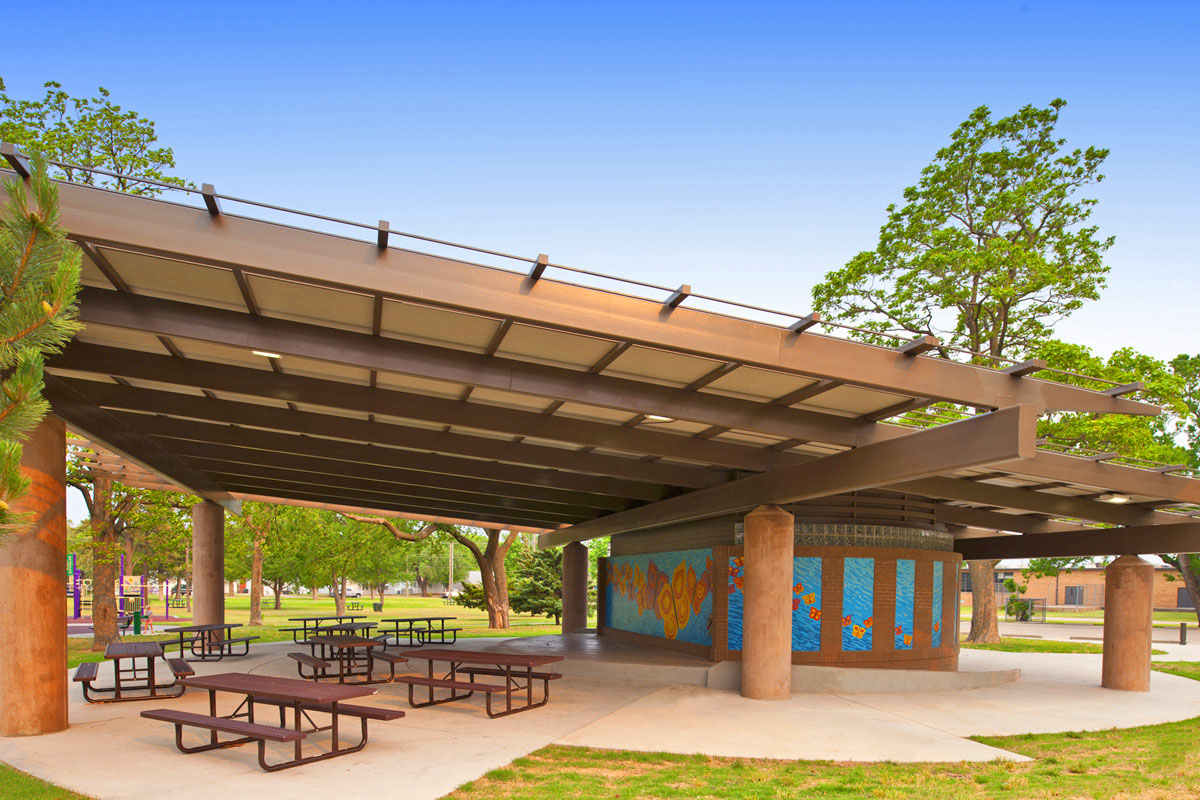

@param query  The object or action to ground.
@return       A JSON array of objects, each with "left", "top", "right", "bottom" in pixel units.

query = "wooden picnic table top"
[
  {"left": 287, "top": 615, "right": 365, "bottom": 622},
  {"left": 105, "top": 642, "right": 164, "bottom": 658},
  {"left": 318, "top": 621, "right": 377, "bottom": 633},
  {"left": 164, "top": 622, "right": 241, "bottom": 634},
  {"left": 308, "top": 634, "right": 381, "bottom": 649},
  {"left": 402, "top": 648, "right": 564, "bottom": 668},
  {"left": 380, "top": 616, "right": 456, "bottom": 623},
  {"left": 179, "top": 672, "right": 376, "bottom": 704}
]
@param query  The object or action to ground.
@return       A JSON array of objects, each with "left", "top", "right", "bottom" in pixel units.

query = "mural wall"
[
  {"left": 606, "top": 548, "right": 714, "bottom": 646},
  {"left": 895, "top": 559, "right": 914, "bottom": 650},
  {"left": 727, "top": 555, "right": 823, "bottom": 652},
  {"left": 931, "top": 561, "right": 944, "bottom": 648},
  {"left": 842, "top": 558, "right": 874, "bottom": 651}
]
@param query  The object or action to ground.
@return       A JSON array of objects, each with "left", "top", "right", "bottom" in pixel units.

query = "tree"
[
  {"left": 0, "top": 79, "right": 186, "bottom": 196},
  {"left": 446, "top": 526, "right": 517, "bottom": 628},
  {"left": 1035, "top": 343, "right": 1200, "bottom": 620},
  {"left": 0, "top": 164, "right": 82, "bottom": 537},
  {"left": 66, "top": 448, "right": 185, "bottom": 649},
  {"left": 227, "top": 502, "right": 282, "bottom": 626},
  {"left": 811, "top": 100, "right": 1114, "bottom": 644},
  {"left": 510, "top": 548, "right": 563, "bottom": 624}
]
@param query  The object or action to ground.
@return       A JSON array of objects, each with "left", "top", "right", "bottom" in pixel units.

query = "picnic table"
[
  {"left": 396, "top": 648, "right": 563, "bottom": 718},
  {"left": 289, "top": 634, "right": 406, "bottom": 685},
  {"left": 140, "top": 672, "right": 404, "bottom": 771},
  {"left": 283, "top": 615, "right": 366, "bottom": 643},
  {"left": 73, "top": 642, "right": 194, "bottom": 704},
  {"left": 377, "top": 616, "right": 461, "bottom": 648},
  {"left": 162, "top": 623, "right": 258, "bottom": 662}
]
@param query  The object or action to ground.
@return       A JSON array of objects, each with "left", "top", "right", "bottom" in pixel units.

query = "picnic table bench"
[
  {"left": 161, "top": 623, "right": 258, "bottom": 662},
  {"left": 397, "top": 648, "right": 564, "bottom": 718},
  {"left": 283, "top": 615, "right": 366, "bottom": 643},
  {"left": 75, "top": 642, "right": 193, "bottom": 704},
  {"left": 291, "top": 635, "right": 404, "bottom": 685},
  {"left": 376, "top": 616, "right": 460, "bottom": 648},
  {"left": 140, "top": 672, "right": 403, "bottom": 771}
]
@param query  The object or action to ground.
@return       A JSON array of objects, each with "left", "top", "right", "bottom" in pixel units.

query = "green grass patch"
[
  {"left": 960, "top": 636, "right": 1166, "bottom": 655},
  {"left": 0, "top": 764, "right": 92, "bottom": 799},
  {"left": 446, "top": 713, "right": 1200, "bottom": 799},
  {"left": 1152, "top": 661, "right": 1200, "bottom": 681}
]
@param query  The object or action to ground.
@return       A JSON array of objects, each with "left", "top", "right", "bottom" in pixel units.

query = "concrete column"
[
  {"left": 1102, "top": 554, "right": 1154, "bottom": 691},
  {"left": 0, "top": 415, "right": 68, "bottom": 736},
  {"left": 191, "top": 500, "right": 225, "bottom": 631},
  {"left": 561, "top": 541, "right": 588, "bottom": 634},
  {"left": 742, "top": 504, "right": 793, "bottom": 700}
]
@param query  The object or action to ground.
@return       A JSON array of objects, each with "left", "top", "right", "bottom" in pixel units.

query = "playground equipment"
[{"left": 67, "top": 552, "right": 180, "bottom": 628}]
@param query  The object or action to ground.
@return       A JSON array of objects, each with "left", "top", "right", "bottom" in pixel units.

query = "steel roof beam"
[
  {"left": 72, "top": 288, "right": 902, "bottom": 448},
  {"left": 539, "top": 404, "right": 1037, "bottom": 546},
  {"left": 957, "top": 523, "right": 1200, "bottom": 559},
  {"left": 43, "top": 376, "right": 240, "bottom": 513},
  {"left": 51, "top": 179, "right": 1156, "bottom": 416}
]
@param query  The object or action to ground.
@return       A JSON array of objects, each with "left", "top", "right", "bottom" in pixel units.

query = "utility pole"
[{"left": 448, "top": 541, "right": 455, "bottom": 596}]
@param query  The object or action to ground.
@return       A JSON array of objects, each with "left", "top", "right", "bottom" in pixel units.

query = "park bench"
[
  {"left": 461, "top": 666, "right": 563, "bottom": 683},
  {"left": 395, "top": 674, "right": 507, "bottom": 707},
  {"left": 252, "top": 697, "right": 406, "bottom": 724},
  {"left": 73, "top": 661, "right": 100, "bottom": 685},
  {"left": 346, "top": 601, "right": 363, "bottom": 611},
  {"left": 288, "top": 651, "right": 333, "bottom": 679},
  {"left": 166, "top": 657, "right": 195, "bottom": 679},
  {"left": 417, "top": 626, "right": 462, "bottom": 645}
]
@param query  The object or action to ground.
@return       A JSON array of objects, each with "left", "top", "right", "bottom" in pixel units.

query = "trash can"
[
  {"left": 132, "top": 610, "right": 142, "bottom": 635},
  {"left": 372, "top": 602, "right": 383, "bottom": 612}
]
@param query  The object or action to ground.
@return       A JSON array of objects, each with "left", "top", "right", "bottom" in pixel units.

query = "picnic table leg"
[
  {"left": 506, "top": 665, "right": 513, "bottom": 714},
  {"left": 113, "top": 657, "right": 122, "bottom": 701},
  {"left": 331, "top": 701, "right": 339, "bottom": 753},
  {"left": 148, "top": 656, "right": 157, "bottom": 699},
  {"left": 293, "top": 700, "right": 303, "bottom": 762},
  {"left": 209, "top": 689, "right": 219, "bottom": 747}
]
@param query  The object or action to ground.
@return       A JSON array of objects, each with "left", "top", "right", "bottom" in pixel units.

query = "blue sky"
[{"left": 5, "top": 0, "right": 1197, "bottom": 364}]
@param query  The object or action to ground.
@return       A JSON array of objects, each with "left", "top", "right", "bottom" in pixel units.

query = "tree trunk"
[
  {"left": 334, "top": 573, "right": 347, "bottom": 616},
  {"left": 965, "top": 559, "right": 1001, "bottom": 643},
  {"left": 449, "top": 528, "right": 517, "bottom": 629},
  {"left": 310, "top": 584, "right": 318, "bottom": 601},
  {"left": 1163, "top": 555, "right": 1200, "bottom": 626},
  {"left": 89, "top": 477, "right": 120, "bottom": 650},
  {"left": 272, "top": 578, "right": 284, "bottom": 610},
  {"left": 249, "top": 532, "right": 264, "bottom": 626},
  {"left": 416, "top": 569, "right": 430, "bottom": 597}
]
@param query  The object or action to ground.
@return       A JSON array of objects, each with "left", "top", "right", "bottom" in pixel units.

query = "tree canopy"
[{"left": 812, "top": 99, "right": 1111, "bottom": 362}]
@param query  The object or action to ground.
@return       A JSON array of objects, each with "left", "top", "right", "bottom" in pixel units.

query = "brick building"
[{"left": 961, "top": 562, "right": 1195, "bottom": 611}]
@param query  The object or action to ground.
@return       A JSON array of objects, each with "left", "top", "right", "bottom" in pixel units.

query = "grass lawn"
[
  {"left": 66, "top": 593, "right": 583, "bottom": 667},
  {"left": 448, "top": 713, "right": 1200, "bottom": 800},
  {"left": 960, "top": 636, "right": 1167, "bottom": 656},
  {"left": 0, "top": 764, "right": 91, "bottom": 799}
]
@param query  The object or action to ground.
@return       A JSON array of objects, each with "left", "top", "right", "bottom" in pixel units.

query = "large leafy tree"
[
  {"left": 0, "top": 78, "right": 186, "bottom": 195},
  {"left": 1036, "top": 342, "right": 1200, "bottom": 620},
  {"left": 0, "top": 166, "right": 82, "bottom": 536},
  {"left": 812, "top": 100, "right": 1114, "bottom": 643}
]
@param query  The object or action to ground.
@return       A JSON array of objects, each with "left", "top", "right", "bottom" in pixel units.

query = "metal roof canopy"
[{"left": 8, "top": 157, "right": 1198, "bottom": 559}]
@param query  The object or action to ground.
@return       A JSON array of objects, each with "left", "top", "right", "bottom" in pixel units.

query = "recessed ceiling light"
[
  {"left": 1099, "top": 493, "right": 1131, "bottom": 504},
  {"left": 644, "top": 414, "right": 674, "bottom": 423},
  {"left": 252, "top": 350, "right": 281, "bottom": 359}
]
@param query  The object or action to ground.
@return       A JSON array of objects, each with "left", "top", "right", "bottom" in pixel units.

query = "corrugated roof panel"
[
  {"left": 274, "top": 355, "right": 372, "bottom": 386},
  {"left": 553, "top": 402, "right": 641, "bottom": 425},
  {"left": 169, "top": 337, "right": 274, "bottom": 370},
  {"left": 76, "top": 322, "right": 172, "bottom": 355},
  {"left": 467, "top": 387, "right": 558, "bottom": 413},
  {"left": 99, "top": 248, "right": 246, "bottom": 310},
  {"left": 373, "top": 371, "right": 466, "bottom": 399},
  {"left": 604, "top": 346, "right": 722, "bottom": 387},
  {"left": 379, "top": 300, "right": 500, "bottom": 353},
  {"left": 801, "top": 385, "right": 911, "bottom": 416},
  {"left": 703, "top": 367, "right": 815, "bottom": 401},
  {"left": 247, "top": 274, "right": 374, "bottom": 333},
  {"left": 79, "top": 251, "right": 111, "bottom": 288},
  {"left": 495, "top": 324, "right": 615, "bottom": 370}
]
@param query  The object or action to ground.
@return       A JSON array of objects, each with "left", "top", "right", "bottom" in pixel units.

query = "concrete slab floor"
[{"left": 2, "top": 639, "right": 1200, "bottom": 799}]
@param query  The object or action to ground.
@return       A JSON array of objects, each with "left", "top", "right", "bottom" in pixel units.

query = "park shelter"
[{"left": 3, "top": 145, "right": 1200, "bottom": 734}]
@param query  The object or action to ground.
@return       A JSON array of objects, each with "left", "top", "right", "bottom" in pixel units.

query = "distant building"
[{"left": 961, "top": 562, "right": 1194, "bottom": 611}]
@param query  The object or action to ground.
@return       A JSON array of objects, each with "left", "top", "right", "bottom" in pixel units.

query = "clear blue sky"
[{"left": 5, "top": 0, "right": 1197, "bottom": 362}]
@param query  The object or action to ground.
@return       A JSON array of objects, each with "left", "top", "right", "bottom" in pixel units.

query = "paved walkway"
[{"left": 3, "top": 639, "right": 1200, "bottom": 799}]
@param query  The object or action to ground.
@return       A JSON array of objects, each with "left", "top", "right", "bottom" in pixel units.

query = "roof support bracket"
[
  {"left": 665, "top": 284, "right": 691, "bottom": 310},
  {"left": 1003, "top": 359, "right": 1047, "bottom": 377},
  {"left": 898, "top": 335, "right": 940, "bottom": 356},
  {"left": 377, "top": 220, "right": 390, "bottom": 249},
  {"left": 788, "top": 312, "right": 822, "bottom": 334},
  {"left": 201, "top": 184, "right": 222, "bottom": 216},
  {"left": 528, "top": 253, "right": 549, "bottom": 282},
  {"left": 1, "top": 143, "right": 31, "bottom": 178},
  {"left": 1105, "top": 382, "right": 1144, "bottom": 397}
]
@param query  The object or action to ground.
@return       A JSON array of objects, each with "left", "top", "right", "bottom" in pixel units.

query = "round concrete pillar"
[
  {"left": 0, "top": 415, "right": 68, "bottom": 736},
  {"left": 1102, "top": 554, "right": 1154, "bottom": 691},
  {"left": 742, "top": 504, "right": 794, "bottom": 700},
  {"left": 561, "top": 541, "right": 589, "bottom": 634},
  {"left": 191, "top": 500, "right": 225, "bottom": 630}
]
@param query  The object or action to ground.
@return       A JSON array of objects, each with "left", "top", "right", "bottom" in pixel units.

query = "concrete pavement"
[{"left": 3, "top": 638, "right": 1200, "bottom": 799}]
